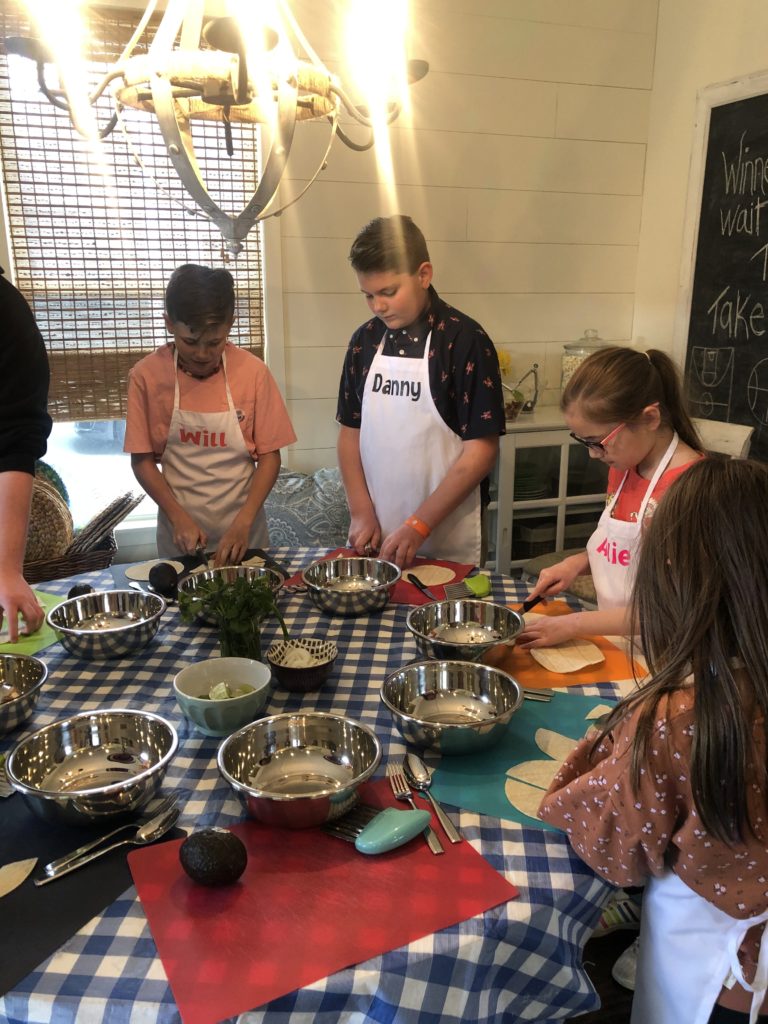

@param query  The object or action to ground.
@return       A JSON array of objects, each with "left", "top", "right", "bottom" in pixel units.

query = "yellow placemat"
[{"left": 0, "top": 590, "right": 62, "bottom": 656}]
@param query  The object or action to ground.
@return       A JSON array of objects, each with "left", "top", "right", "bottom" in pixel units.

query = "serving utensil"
[
  {"left": 40, "top": 794, "right": 178, "bottom": 877},
  {"left": 406, "top": 573, "right": 439, "bottom": 601},
  {"left": 35, "top": 803, "right": 181, "bottom": 885},
  {"left": 386, "top": 763, "right": 443, "bottom": 854},
  {"left": 403, "top": 753, "right": 462, "bottom": 844},
  {"left": 322, "top": 802, "right": 432, "bottom": 854},
  {"left": 443, "top": 574, "right": 492, "bottom": 601}
]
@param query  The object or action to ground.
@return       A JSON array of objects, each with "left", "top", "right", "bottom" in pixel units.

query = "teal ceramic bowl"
[{"left": 173, "top": 657, "right": 271, "bottom": 737}]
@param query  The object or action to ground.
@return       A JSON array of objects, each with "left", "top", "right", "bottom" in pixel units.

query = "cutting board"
[
  {"left": 483, "top": 600, "right": 645, "bottom": 688},
  {"left": 0, "top": 589, "right": 62, "bottom": 655},
  {"left": 287, "top": 548, "right": 473, "bottom": 605},
  {"left": 129, "top": 779, "right": 518, "bottom": 1024}
]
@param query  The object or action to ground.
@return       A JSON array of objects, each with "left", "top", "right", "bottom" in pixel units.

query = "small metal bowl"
[
  {"left": 381, "top": 659, "right": 523, "bottom": 755},
  {"left": 46, "top": 590, "right": 166, "bottom": 660},
  {"left": 0, "top": 654, "right": 47, "bottom": 736},
  {"left": 218, "top": 711, "right": 381, "bottom": 828},
  {"left": 6, "top": 708, "right": 178, "bottom": 825},
  {"left": 178, "top": 565, "right": 283, "bottom": 625},
  {"left": 267, "top": 637, "right": 338, "bottom": 693},
  {"left": 302, "top": 557, "right": 401, "bottom": 617},
  {"left": 406, "top": 599, "right": 523, "bottom": 662}
]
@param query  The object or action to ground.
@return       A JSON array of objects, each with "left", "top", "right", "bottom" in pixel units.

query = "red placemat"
[
  {"left": 129, "top": 779, "right": 518, "bottom": 1024},
  {"left": 288, "top": 548, "right": 473, "bottom": 605}
]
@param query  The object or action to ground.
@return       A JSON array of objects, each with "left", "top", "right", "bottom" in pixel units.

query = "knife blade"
[{"left": 406, "top": 573, "right": 439, "bottom": 601}]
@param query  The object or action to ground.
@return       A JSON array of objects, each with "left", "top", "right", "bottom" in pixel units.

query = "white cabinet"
[{"left": 486, "top": 409, "right": 608, "bottom": 574}]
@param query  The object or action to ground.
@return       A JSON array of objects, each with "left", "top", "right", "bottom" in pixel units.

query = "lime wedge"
[{"left": 208, "top": 682, "right": 231, "bottom": 701}]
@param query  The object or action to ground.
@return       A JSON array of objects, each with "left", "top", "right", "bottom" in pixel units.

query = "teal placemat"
[
  {"left": 431, "top": 691, "right": 617, "bottom": 832},
  {"left": 0, "top": 590, "right": 62, "bottom": 655}
]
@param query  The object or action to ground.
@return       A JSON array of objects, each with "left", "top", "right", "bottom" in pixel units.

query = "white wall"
[
  {"left": 633, "top": 0, "right": 768, "bottom": 354},
  {"left": 276, "top": 0, "right": 658, "bottom": 472}
]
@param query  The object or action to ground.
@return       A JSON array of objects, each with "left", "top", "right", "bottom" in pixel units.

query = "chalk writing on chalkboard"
[{"left": 682, "top": 86, "right": 768, "bottom": 460}]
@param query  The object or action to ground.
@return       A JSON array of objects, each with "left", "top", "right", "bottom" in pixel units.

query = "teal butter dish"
[{"left": 354, "top": 807, "right": 431, "bottom": 855}]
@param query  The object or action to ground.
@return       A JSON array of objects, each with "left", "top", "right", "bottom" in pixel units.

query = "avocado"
[
  {"left": 148, "top": 561, "right": 179, "bottom": 599},
  {"left": 67, "top": 583, "right": 94, "bottom": 600},
  {"left": 179, "top": 827, "right": 247, "bottom": 886}
]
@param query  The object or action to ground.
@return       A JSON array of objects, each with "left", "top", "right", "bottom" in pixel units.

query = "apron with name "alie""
[
  {"left": 586, "top": 432, "right": 679, "bottom": 610},
  {"left": 156, "top": 350, "right": 269, "bottom": 557},
  {"left": 359, "top": 332, "right": 481, "bottom": 564}
]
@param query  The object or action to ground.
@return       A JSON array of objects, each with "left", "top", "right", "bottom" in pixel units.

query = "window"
[{"left": 0, "top": 2, "right": 267, "bottom": 528}]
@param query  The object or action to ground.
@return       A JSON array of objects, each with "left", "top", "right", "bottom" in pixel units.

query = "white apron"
[
  {"left": 156, "top": 350, "right": 269, "bottom": 557},
  {"left": 359, "top": 332, "right": 481, "bottom": 564},
  {"left": 586, "top": 432, "right": 679, "bottom": 609},
  {"left": 632, "top": 870, "right": 768, "bottom": 1024}
]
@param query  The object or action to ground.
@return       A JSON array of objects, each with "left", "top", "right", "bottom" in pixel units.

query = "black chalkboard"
[{"left": 683, "top": 89, "right": 768, "bottom": 460}]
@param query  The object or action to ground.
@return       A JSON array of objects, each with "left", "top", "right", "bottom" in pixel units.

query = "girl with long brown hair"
[
  {"left": 539, "top": 458, "right": 768, "bottom": 1024},
  {"left": 519, "top": 344, "right": 703, "bottom": 649}
]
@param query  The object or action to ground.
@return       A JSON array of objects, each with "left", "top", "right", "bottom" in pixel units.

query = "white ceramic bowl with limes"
[{"left": 173, "top": 657, "right": 271, "bottom": 737}]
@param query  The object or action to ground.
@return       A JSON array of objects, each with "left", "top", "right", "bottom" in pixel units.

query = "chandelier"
[{"left": 6, "top": 0, "right": 428, "bottom": 255}]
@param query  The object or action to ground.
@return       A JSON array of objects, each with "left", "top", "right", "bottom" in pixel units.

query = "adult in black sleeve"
[{"left": 0, "top": 267, "right": 52, "bottom": 640}]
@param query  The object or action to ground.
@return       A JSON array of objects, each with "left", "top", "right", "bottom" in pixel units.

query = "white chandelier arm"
[{"left": 256, "top": 108, "right": 339, "bottom": 221}]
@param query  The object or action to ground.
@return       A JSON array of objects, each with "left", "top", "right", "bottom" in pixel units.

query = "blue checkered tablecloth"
[{"left": 1, "top": 549, "right": 618, "bottom": 1024}]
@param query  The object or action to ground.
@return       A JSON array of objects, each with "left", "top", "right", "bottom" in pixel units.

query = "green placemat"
[
  {"left": 0, "top": 590, "right": 62, "bottom": 655},
  {"left": 431, "top": 691, "right": 617, "bottom": 832}
]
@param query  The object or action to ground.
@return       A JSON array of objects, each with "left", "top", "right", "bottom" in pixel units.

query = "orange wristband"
[{"left": 405, "top": 515, "right": 431, "bottom": 539}]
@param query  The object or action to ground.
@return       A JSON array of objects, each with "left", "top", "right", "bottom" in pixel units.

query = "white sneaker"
[{"left": 611, "top": 936, "right": 639, "bottom": 991}]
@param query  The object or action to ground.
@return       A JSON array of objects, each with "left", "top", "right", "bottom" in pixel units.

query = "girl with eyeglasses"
[
  {"left": 539, "top": 458, "right": 768, "bottom": 1024},
  {"left": 519, "top": 345, "right": 703, "bottom": 649}
]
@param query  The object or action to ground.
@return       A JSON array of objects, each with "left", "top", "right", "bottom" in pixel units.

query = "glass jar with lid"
[{"left": 561, "top": 329, "right": 603, "bottom": 391}]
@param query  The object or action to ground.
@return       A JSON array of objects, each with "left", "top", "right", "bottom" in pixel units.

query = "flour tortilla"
[
  {"left": 530, "top": 638, "right": 605, "bottom": 674},
  {"left": 125, "top": 559, "right": 184, "bottom": 581},
  {"left": 408, "top": 564, "right": 456, "bottom": 586},
  {"left": 535, "top": 727, "right": 579, "bottom": 763},
  {"left": 505, "top": 758, "right": 560, "bottom": 790},
  {"left": 504, "top": 778, "right": 549, "bottom": 819}
]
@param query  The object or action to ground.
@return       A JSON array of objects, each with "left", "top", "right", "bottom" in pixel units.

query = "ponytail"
[{"left": 561, "top": 345, "right": 702, "bottom": 452}]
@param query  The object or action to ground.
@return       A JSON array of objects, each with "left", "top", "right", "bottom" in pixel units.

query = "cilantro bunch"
[{"left": 179, "top": 574, "right": 288, "bottom": 661}]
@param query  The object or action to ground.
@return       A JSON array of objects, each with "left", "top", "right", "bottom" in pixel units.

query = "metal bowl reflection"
[
  {"left": 46, "top": 590, "right": 166, "bottom": 660},
  {"left": 0, "top": 654, "right": 47, "bottom": 735},
  {"left": 406, "top": 599, "right": 523, "bottom": 662},
  {"left": 380, "top": 659, "right": 523, "bottom": 755},
  {"left": 6, "top": 708, "right": 178, "bottom": 825},
  {"left": 302, "top": 557, "right": 400, "bottom": 616},
  {"left": 217, "top": 711, "right": 381, "bottom": 827}
]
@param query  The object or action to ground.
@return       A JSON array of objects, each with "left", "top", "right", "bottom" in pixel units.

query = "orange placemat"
[
  {"left": 289, "top": 548, "right": 473, "bottom": 605},
  {"left": 483, "top": 601, "right": 645, "bottom": 689},
  {"left": 129, "top": 779, "right": 518, "bottom": 1024}
]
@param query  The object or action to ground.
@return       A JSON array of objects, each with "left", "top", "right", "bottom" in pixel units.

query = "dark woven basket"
[{"left": 23, "top": 532, "right": 117, "bottom": 584}]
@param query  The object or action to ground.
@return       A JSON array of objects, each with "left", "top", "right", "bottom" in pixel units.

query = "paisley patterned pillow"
[{"left": 264, "top": 468, "right": 351, "bottom": 548}]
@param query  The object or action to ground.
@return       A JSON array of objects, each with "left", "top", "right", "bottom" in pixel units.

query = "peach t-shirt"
[{"left": 124, "top": 343, "right": 296, "bottom": 459}]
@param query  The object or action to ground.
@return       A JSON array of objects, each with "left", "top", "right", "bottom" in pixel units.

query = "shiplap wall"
[{"left": 274, "top": 0, "right": 658, "bottom": 473}]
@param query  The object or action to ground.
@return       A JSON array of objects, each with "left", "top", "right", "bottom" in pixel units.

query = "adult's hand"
[{"left": 0, "top": 568, "right": 44, "bottom": 642}]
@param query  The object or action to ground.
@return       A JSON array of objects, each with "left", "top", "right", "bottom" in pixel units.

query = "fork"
[{"left": 386, "top": 764, "right": 444, "bottom": 855}]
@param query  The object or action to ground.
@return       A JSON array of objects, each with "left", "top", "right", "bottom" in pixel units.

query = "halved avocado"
[{"left": 179, "top": 827, "right": 247, "bottom": 886}]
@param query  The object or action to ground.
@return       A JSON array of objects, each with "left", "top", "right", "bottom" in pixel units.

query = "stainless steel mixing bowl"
[
  {"left": 218, "top": 711, "right": 382, "bottom": 827},
  {"left": 380, "top": 659, "right": 523, "bottom": 755},
  {"left": 0, "top": 654, "right": 47, "bottom": 735},
  {"left": 406, "top": 599, "right": 524, "bottom": 661},
  {"left": 46, "top": 590, "right": 166, "bottom": 659},
  {"left": 5, "top": 708, "right": 178, "bottom": 825},
  {"left": 302, "top": 557, "right": 401, "bottom": 616}
]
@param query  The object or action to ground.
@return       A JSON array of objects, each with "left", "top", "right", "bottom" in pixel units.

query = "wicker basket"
[
  {"left": 24, "top": 478, "right": 74, "bottom": 563},
  {"left": 23, "top": 532, "right": 117, "bottom": 584}
]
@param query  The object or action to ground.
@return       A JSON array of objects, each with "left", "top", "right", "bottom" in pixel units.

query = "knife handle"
[
  {"left": 421, "top": 789, "right": 462, "bottom": 843},
  {"left": 406, "top": 573, "right": 438, "bottom": 602}
]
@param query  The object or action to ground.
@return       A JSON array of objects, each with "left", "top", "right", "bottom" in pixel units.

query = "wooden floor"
[{"left": 569, "top": 931, "right": 636, "bottom": 1023}]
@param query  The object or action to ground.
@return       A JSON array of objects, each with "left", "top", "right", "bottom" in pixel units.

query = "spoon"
[
  {"left": 128, "top": 580, "right": 175, "bottom": 605},
  {"left": 403, "top": 753, "right": 462, "bottom": 844},
  {"left": 35, "top": 804, "right": 181, "bottom": 885}
]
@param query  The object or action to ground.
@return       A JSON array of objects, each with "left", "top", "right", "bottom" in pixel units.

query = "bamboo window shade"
[{"left": 0, "top": 2, "right": 266, "bottom": 423}]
